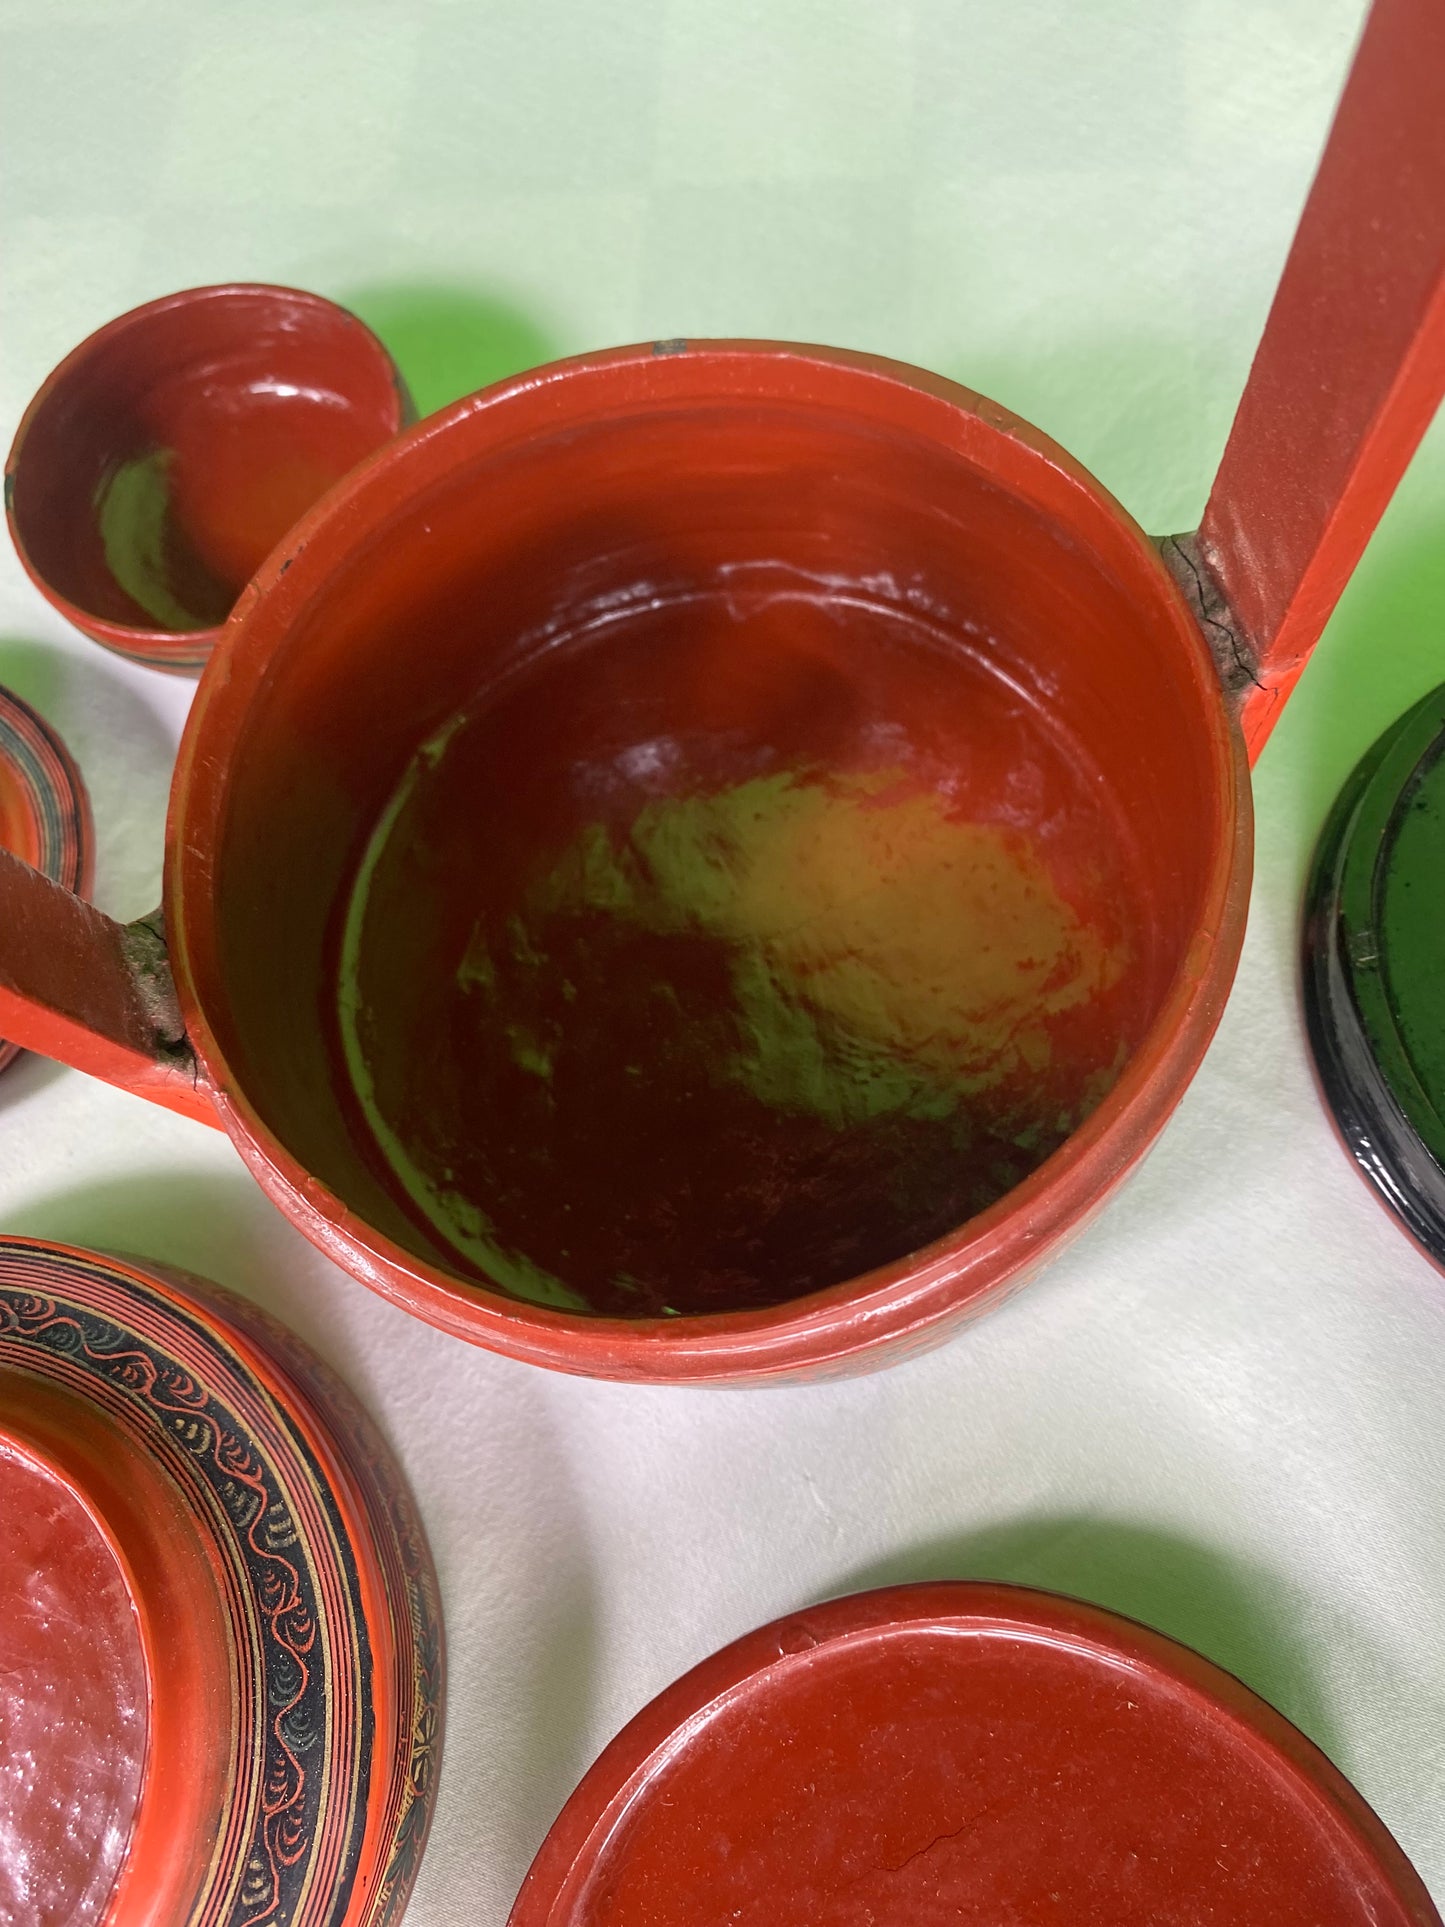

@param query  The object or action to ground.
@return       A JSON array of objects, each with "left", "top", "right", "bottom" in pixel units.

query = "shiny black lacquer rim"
[{"left": 1301, "top": 686, "right": 1445, "bottom": 1267}]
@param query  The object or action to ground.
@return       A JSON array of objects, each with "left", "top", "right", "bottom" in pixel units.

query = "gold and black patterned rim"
[{"left": 0, "top": 1239, "right": 444, "bottom": 1926}]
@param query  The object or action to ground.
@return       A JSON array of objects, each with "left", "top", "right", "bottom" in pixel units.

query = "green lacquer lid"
[{"left": 1303, "top": 683, "right": 1445, "bottom": 1264}]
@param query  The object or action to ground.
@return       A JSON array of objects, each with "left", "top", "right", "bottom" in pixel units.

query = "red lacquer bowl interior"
[
  {"left": 511, "top": 1583, "right": 1440, "bottom": 1927},
  {"left": 172, "top": 341, "right": 1248, "bottom": 1379},
  {"left": 5, "top": 284, "right": 409, "bottom": 670}
]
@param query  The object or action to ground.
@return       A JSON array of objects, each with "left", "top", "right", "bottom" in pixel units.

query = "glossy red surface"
[
  {"left": 511, "top": 1585, "right": 1441, "bottom": 1927},
  {"left": 0, "top": 1367, "right": 236, "bottom": 1927},
  {"left": 0, "top": 1240, "right": 444, "bottom": 1927},
  {"left": 335, "top": 472, "right": 1169, "bottom": 1317},
  {"left": 164, "top": 342, "right": 1245, "bottom": 1375},
  {"left": 5, "top": 285, "right": 408, "bottom": 669},
  {"left": 1202, "top": 0, "right": 1445, "bottom": 756},
  {"left": 0, "top": 1441, "right": 146, "bottom": 1927}
]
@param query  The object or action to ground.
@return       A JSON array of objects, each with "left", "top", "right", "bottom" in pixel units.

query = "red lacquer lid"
[
  {"left": 0, "top": 685, "right": 92, "bottom": 1074},
  {"left": 511, "top": 1582, "right": 1439, "bottom": 1927},
  {"left": 0, "top": 1239, "right": 442, "bottom": 1927}
]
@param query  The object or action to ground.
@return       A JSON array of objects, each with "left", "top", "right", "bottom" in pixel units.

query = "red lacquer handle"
[
  {"left": 0, "top": 847, "right": 217, "bottom": 1124},
  {"left": 1198, "top": 0, "right": 1445, "bottom": 762}
]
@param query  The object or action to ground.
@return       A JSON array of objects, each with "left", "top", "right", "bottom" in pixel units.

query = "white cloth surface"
[{"left": 2, "top": 1, "right": 1443, "bottom": 1919}]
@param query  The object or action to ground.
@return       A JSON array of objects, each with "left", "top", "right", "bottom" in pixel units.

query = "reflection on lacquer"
[{"left": 0, "top": 1447, "right": 146, "bottom": 1927}]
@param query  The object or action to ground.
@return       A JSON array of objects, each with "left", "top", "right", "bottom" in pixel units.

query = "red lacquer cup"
[{"left": 5, "top": 284, "right": 410, "bottom": 671}]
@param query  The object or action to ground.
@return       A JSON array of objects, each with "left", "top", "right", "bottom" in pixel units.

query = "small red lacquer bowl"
[
  {"left": 0, "top": 1237, "right": 443, "bottom": 1927},
  {"left": 4, "top": 284, "right": 410, "bottom": 671},
  {"left": 512, "top": 1582, "right": 1440, "bottom": 1927}
]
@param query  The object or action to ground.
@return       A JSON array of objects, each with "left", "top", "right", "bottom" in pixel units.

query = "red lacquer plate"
[
  {"left": 511, "top": 1582, "right": 1439, "bottom": 1927},
  {"left": 0, "top": 1238, "right": 442, "bottom": 1927},
  {"left": 0, "top": 686, "right": 92, "bottom": 1074}
]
